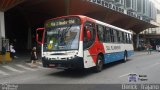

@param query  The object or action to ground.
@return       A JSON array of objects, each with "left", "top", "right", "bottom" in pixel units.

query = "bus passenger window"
[
  {"left": 124, "top": 33, "right": 127, "bottom": 43},
  {"left": 110, "top": 29, "right": 114, "bottom": 42},
  {"left": 113, "top": 29, "right": 117, "bottom": 42},
  {"left": 126, "top": 34, "right": 129, "bottom": 43},
  {"left": 105, "top": 27, "right": 111, "bottom": 42},
  {"left": 119, "top": 32, "right": 123, "bottom": 43},
  {"left": 122, "top": 32, "right": 125, "bottom": 43},
  {"left": 97, "top": 25, "right": 104, "bottom": 42},
  {"left": 117, "top": 31, "right": 120, "bottom": 42},
  {"left": 129, "top": 34, "right": 132, "bottom": 43}
]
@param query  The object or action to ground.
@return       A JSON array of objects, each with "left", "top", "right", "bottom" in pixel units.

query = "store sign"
[
  {"left": 87, "top": 0, "right": 124, "bottom": 13},
  {"left": 86, "top": 0, "right": 150, "bottom": 22}
]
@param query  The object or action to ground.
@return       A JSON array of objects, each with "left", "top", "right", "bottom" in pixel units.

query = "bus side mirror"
[
  {"left": 36, "top": 28, "right": 44, "bottom": 45},
  {"left": 86, "top": 30, "right": 91, "bottom": 41}
]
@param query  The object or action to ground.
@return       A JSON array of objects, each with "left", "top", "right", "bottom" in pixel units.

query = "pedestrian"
[
  {"left": 9, "top": 43, "right": 17, "bottom": 59},
  {"left": 147, "top": 44, "right": 152, "bottom": 54},
  {"left": 30, "top": 46, "right": 38, "bottom": 67},
  {"left": 2, "top": 45, "right": 6, "bottom": 64},
  {"left": 144, "top": 44, "right": 147, "bottom": 51}
]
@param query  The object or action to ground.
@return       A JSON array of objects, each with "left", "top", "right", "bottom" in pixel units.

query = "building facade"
[
  {"left": 103, "top": 0, "right": 157, "bottom": 22},
  {"left": 0, "top": 0, "right": 159, "bottom": 51},
  {"left": 102, "top": 0, "right": 159, "bottom": 50},
  {"left": 140, "top": 10, "right": 160, "bottom": 50}
]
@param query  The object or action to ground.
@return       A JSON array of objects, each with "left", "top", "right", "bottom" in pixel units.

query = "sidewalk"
[
  {"left": 133, "top": 50, "right": 159, "bottom": 57},
  {"left": 0, "top": 52, "right": 42, "bottom": 65}
]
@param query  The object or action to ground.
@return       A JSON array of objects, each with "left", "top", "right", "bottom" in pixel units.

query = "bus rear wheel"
[
  {"left": 123, "top": 51, "right": 128, "bottom": 62},
  {"left": 95, "top": 55, "right": 103, "bottom": 72}
]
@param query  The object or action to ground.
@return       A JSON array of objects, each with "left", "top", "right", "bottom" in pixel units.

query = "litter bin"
[
  {"left": 0, "top": 38, "right": 11, "bottom": 63},
  {"left": 1, "top": 46, "right": 6, "bottom": 64}
]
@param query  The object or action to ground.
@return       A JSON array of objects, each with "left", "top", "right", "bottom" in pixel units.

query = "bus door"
[
  {"left": 83, "top": 22, "right": 97, "bottom": 68},
  {"left": 36, "top": 28, "right": 45, "bottom": 45}
]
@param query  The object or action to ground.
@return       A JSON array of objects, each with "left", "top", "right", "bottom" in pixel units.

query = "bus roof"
[
  {"left": 46, "top": 15, "right": 132, "bottom": 34},
  {"left": 78, "top": 15, "right": 132, "bottom": 34},
  {"left": 94, "top": 19, "right": 132, "bottom": 34}
]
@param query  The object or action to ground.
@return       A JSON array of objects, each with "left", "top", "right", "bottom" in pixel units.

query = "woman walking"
[{"left": 30, "top": 47, "right": 38, "bottom": 67}]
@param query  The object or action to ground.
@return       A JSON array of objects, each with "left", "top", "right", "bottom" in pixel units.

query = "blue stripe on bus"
[{"left": 104, "top": 50, "right": 134, "bottom": 64}]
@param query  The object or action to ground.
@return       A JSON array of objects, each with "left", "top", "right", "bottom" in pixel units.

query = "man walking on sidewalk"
[{"left": 147, "top": 44, "right": 152, "bottom": 54}]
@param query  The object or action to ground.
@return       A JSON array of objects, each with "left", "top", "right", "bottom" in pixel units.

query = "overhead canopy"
[
  {"left": 0, "top": 0, "right": 159, "bottom": 33},
  {"left": 0, "top": 0, "right": 25, "bottom": 11}
]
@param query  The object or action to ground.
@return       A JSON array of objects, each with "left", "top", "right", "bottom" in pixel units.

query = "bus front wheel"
[{"left": 95, "top": 55, "right": 103, "bottom": 72}]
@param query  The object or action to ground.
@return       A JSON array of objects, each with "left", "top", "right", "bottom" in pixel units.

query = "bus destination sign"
[{"left": 46, "top": 17, "right": 80, "bottom": 28}]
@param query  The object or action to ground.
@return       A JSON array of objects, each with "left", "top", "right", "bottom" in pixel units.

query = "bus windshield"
[{"left": 44, "top": 24, "right": 80, "bottom": 51}]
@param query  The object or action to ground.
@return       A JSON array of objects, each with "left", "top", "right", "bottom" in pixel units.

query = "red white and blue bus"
[{"left": 36, "top": 15, "right": 134, "bottom": 72}]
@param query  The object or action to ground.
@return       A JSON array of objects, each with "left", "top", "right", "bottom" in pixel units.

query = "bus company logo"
[{"left": 128, "top": 74, "right": 138, "bottom": 82}]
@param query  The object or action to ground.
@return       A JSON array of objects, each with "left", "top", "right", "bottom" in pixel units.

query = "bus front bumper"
[{"left": 42, "top": 56, "right": 84, "bottom": 69}]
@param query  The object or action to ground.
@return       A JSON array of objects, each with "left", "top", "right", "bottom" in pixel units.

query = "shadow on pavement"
[{"left": 47, "top": 59, "right": 130, "bottom": 78}]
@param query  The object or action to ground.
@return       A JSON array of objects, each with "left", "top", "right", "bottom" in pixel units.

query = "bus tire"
[
  {"left": 64, "top": 68, "right": 72, "bottom": 72},
  {"left": 123, "top": 51, "right": 128, "bottom": 62},
  {"left": 94, "top": 55, "right": 103, "bottom": 72}
]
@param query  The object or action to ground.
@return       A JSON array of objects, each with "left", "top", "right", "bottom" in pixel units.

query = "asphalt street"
[{"left": 0, "top": 51, "right": 160, "bottom": 90}]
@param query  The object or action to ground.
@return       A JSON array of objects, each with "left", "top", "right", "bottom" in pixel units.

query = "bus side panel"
[
  {"left": 104, "top": 52, "right": 124, "bottom": 63},
  {"left": 103, "top": 43, "right": 134, "bottom": 64},
  {"left": 124, "top": 44, "right": 134, "bottom": 57},
  {"left": 83, "top": 50, "right": 96, "bottom": 68},
  {"left": 83, "top": 43, "right": 106, "bottom": 68}
]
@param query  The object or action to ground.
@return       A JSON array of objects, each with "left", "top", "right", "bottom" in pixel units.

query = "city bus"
[{"left": 36, "top": 15, "right": 134, "bottom": 72}]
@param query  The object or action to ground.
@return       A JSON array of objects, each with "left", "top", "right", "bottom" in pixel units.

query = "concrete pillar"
[
  {"left": 0, "top": 11, "right": 5, "bottom": 38},
  {"left": 0, "top": 11, "right": 5, "bottom": 51},
  {"left": 136, "top": 34, "right": 139, "bottom": 50}
]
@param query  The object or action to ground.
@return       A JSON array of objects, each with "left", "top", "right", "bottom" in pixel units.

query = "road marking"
[
  {"left": 16, "top": 64, "right": 36, "bottom": 71},
  {"left": 0, "top": 70, "right": 9, "bottom": 75},
  {"left": 119, "top": 73, "right": 130, "bottom": 78},
  {"left": 25, "top": 63, "right": 46, "bottom": 70},
  {"left": 119, "top": 73, "right": 135, "bottom": 78},
  {"left": 150, "top": 63, "right": 160, "bottom": 67},
  {"left": 2, "top": 65, "right": 24, "bottom": 73}
]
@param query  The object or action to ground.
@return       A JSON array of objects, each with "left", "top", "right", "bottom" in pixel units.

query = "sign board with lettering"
[{"left": 45, "top": 17, "right": 81, "bottom": 28}]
